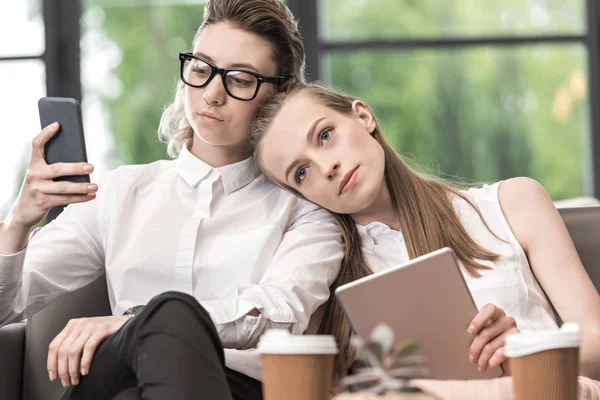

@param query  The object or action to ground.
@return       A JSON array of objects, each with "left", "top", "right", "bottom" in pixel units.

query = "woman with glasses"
[{"left": 0, "top": 1, "right": 345, "bottom": 399}]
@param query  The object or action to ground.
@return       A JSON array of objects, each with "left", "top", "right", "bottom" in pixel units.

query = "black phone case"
[{"left": 38, "top": 97, "right": 90, "bottom": 183}]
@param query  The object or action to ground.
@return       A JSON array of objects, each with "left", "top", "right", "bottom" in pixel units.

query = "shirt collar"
[
  {"left": 356, "top": 221, "right": 401, "bottom": 251},
  {"left": 176, "top": 144, "right": 214, "bottom": 187},
  {"left": 217, "top": 157, "right": 260, "bottom": 195},
  {"left": 175, "top": 143, "right": 260, "bottom": 194}
]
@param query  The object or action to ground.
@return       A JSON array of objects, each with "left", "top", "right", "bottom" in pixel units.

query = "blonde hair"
[
  {"left": 158, "top": 0, "right": 306, "bottom": 158},
  {"left": 249, "top": 83, "right": 501, "bottom": 381}
]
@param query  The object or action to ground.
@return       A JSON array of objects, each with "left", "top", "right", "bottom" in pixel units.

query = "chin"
[{"left": 194, "top": 129, "right": 241, "bottom": 147}]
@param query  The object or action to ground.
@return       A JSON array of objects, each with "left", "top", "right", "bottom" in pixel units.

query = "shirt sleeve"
[
  {"left": 200, "top": 199, "right": 344, "bottom": 349},
  {"left": 0, "top": 173, "right": 111, "bottom": 327}
]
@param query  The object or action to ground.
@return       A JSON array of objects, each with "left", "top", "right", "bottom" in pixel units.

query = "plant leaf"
[
  {"left": 392, "top": 339, "right": 420, "bottom": 359},
  {"left": 369, "top": 324, "right": 395, "bottom": 353},
  {"left": 392, "top": 354, "right": 427, "bottom": 368},
  {"left": 359, "top": 341, "right": 384, "bottom": 366}
]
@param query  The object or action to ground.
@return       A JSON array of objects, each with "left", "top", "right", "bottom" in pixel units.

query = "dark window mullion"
[
  {"left": 587, "top": 0, "right": 600, "bottom": 197},
  {"left": 320, "top": 35, "right": 587, "bottom": 52},
  {"left": 42, "top": 0, "right": 83, "bottom": 222},
  {"left": 287, "top": 0, "right": 320, "bottom": 80},
  {"left": 43, "top": 0, "right": 82, "bottom": 102},
  {"left": 0, "top": 55, "right": 44, "bottom": 62}
]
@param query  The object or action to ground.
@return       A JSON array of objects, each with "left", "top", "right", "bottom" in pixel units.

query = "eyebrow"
[
  {"left": 284, "top": 117, "right": 326, "bottom": 184},
  {"left": 193, "top": 51, "right": 260, "bottom": 73}
]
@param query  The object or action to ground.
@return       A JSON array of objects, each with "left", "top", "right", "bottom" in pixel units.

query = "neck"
[
  {"left": 189, "top": 136, "right": 249, "bottom": 167},
  {"left": 351, "top": 179, "right": 400, "bottom": 231}
]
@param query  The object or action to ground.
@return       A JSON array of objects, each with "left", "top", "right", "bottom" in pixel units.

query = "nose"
[
  {"left": 321, "top": 159, "right": 340, "bottom": 181},
  {"left": 203, "top": 74, "right": 226, "bottom": 106}
]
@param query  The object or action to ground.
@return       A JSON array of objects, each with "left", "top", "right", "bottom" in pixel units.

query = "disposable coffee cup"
[
  {"left": 505, "top": 323, "right": 580, "bottom": 400},
  {"left": 258, "top": 329, "right": 338, "bottom": 400}
]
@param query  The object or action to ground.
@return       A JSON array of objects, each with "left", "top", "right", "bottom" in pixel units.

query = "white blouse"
[
  {"left": 0, "top": 144, "right": 344, "bottom": 377},
  {"left": 357, "top": 182, "right": 559, "bottom": 331}
]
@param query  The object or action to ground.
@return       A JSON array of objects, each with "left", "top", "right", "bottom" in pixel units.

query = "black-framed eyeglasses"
[{"left": 179, "top": 52, "right": 286, "bottom": 101}]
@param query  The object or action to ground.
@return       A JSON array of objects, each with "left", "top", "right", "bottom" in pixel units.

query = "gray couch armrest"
[{"left": 0, "top": 321, "right": 26, "bottom": 399}]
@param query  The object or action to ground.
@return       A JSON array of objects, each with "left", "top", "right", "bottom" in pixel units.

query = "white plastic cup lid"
[
  {"left": 505, "top": 322, "right": 581, "bottom": 358},
  {"left": 257, "top": 329, "right": 339, "bottom": 355}
]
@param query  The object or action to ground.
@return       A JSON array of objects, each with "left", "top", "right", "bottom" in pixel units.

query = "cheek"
[
  {"left": 303, "top": 181, "right": 336, "bottom": 210},
  {"left": 231, "top": 102, "right": 261, "bottom": 129},
  {"left": 184, "top": 87, "right": 200, "bottom": 114}
]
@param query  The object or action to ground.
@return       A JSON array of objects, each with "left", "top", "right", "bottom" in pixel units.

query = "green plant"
[{"left": 337, "top": 324, "right": 429, "bottom": 394}]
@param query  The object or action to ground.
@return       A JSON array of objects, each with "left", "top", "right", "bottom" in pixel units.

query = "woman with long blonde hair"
[{"left": 250, "top": 83, "right": 600, "bottom": 381}]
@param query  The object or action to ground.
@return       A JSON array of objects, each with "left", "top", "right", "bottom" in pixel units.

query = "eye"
[
  {"left": 318, "top": 127, "right": 333, "bottom": 144},
  {"left": 193, "top": 67, "right": 210, "bottom": 76},
  {"left": 294, "top": 166, "right": 308, "bottom": 184}
]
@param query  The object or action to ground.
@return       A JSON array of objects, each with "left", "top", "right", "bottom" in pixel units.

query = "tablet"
[{"left": 335, "top": 247, "right": 503, "bottom": 380}]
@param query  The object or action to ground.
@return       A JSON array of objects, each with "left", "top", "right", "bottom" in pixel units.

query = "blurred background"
[{"left": 1, "top": 0, "right": 599, "bottom": 221}]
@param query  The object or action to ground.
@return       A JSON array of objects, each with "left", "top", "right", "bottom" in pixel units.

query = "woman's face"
[
  {"left": 259, "top": 92, "right": 387, "bottom": 215},
  {"left": 185, "top": 22, "right": 278, "bottom": 158}
]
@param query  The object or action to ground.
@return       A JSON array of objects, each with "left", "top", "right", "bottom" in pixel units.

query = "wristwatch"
[{"left": 123, "top": 305, "right": 145, "bottom": 318}]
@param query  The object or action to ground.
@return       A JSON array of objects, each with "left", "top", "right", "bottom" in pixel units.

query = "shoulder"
[
  {"left": 497, "top": 177, "right": 551, "bottom": 220},
  {"left": 497, "top": 177, "right": 554, "bottom": 249}
]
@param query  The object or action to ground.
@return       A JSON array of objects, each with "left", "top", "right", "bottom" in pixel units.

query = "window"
[
  {"left": 1, "top": 0, "right": 599, "bottom": 222},
  {"left": 0, "top": 1, "right": 45, "bottom": 219},
  {"left": 289, "top": 0, "right": 598, "bottom": 200}
]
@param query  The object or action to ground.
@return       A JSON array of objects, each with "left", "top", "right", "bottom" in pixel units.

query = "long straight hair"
[{"left": 249, "top": 83, "right": 501, "bottom": 381}]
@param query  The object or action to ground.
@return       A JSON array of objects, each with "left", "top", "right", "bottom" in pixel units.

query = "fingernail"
[
  {"left": 469, "top": 355, "right": 474, "bottom": 363},
  {"left": 468, "top": 325, "right": 475, "bottom": 334},
  {"left": 72, "top": 378, "right": 79, "bottom": 385},
  {"left": 48, "top": 371, "right": 55, "bottom": 381},
  {"left": 87, "top": 184, "right": 98, "bottom": 191},
  {"left": 81, "top": 367, "right": 87, "bottom": 376},
  {"left": 61, "top": 379, "right": 68, "bottom": 387},
  {"left": 478, "top": 367, "right": 483, "bottom": 374},
  {"left": 52, "top": 122, "right": 59, "bottom": 128},
  {"left": 83, "top": 164, "right": 93, "bottom": 172}
]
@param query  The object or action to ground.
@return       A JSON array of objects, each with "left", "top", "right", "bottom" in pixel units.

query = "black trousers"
[{"left": 62, "top": 291, "right": 263, "bottom": 400}]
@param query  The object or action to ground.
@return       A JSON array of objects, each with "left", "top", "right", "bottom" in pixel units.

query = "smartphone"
[{"left": 38, "top": 97, "right": 90, "bottom": 183}]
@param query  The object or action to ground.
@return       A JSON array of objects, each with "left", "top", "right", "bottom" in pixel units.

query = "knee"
[{"left": 145, "top": 291, "right": 213, "bottom": 327}]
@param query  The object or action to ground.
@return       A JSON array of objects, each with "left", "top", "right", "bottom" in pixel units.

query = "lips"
[
  {"left": 339, "top": 166, "right": 359, "bottom": 195},
  {"left": 198, "top": 111, "right": 223, "bottom": 122}
]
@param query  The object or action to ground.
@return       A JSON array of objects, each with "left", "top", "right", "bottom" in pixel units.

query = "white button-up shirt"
[{"left": 0, "top": 144, "right": 344, "bottom": 377}]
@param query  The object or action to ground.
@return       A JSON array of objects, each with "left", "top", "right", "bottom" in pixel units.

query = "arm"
[
  {"left": 0, "top": 173, "right": 109, "bottom": 326},
  {"left": 200, "top": 200, "right": 344, "bottom": 349},
  {"left": 498, "top": 177, "right": 600, "bottom": 379}
]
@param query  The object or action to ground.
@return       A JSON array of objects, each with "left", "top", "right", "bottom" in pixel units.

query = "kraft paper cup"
[
  {"left": 258, "top": 329, "right": 338, "bottom": 400},
  {"left": 505, "top": 323, "right": 580, "bottom": 400}
]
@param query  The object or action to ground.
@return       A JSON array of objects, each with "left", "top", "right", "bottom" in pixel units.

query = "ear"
[{"left": 351, "top": 100, "right": 377, "bottom": 135}]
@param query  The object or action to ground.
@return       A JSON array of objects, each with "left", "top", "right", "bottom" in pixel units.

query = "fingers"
[
  {"left": 32, "top": 122, "right": 60, "bottom": 161},
  {"left": 57, "top": 333, "right": 78, "bottom": 387},
  {"left": 469, "top": 315, "right": 516, "bottom": 364},
  {"left": 488, "top": 347, "right": 508, "bottom": 370},
  {"left": 67, "top": 331, "right": 94, "bottom": 385},
  {"left": 30, "top": 162, "right": 94, "bottom": 180},
  {"left": 468, "top": 304, "right": 505, "bottom": 335},
  {"left": 475, "top": 334, "right": 506, "bottom": 373},
  {"left": 47, "top": 321, "right": 73, "bottom": 382},
  {"left": 34, "top": 181, "right": 97, "bottom": 196},
  {"left": 79, "top": 333, "right": 105, "bottom": 377}
]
